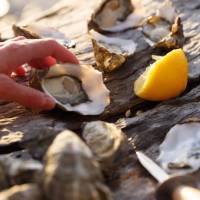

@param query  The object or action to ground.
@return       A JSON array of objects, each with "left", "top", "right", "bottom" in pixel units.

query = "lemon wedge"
[{"left": 134, "top": 49, "right": 188, "bottom": 101}]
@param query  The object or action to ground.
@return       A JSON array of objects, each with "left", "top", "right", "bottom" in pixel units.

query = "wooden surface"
[{"left": 1, "top": 0, "right": 200, "bottom": 199}]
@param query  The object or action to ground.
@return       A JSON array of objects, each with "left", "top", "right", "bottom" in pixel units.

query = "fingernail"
[{"left": 44, "top": 96, "right": 56, "bottom": 110}]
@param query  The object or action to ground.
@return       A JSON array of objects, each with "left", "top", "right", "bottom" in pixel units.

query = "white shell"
[
  {"left": 41, "top": 64, "right": 110, "bottom": 115},
  {"left": 90, "top": 30, "right": 137, "bottom": 56},
  {"left": 157, "top": 123, "right": 200, "bottom": 175},
  {"left": 83, "top": 121, "right": 124, "bottom": 162},
  {"left": 156, "top": 0, "right": 176, "bottom": 23}
]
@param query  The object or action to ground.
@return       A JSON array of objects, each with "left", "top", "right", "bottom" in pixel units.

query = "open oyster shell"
[
  {"left": 42, "top": 130, "right": 112, "bottom": 200},
  {"left": 0, "top": 184, "right": 42, "bottom": 200},
  {"left": 13, "top": 24, "right": 76, "bottom": 48},
  {"left": 83, "top": 121, "right": 126, "bottom": 168},
  {"left": 88, "top": 0, "right": 141, "bottom": 33},
  {"left": 142, "top": 0, "right": 184, "bottom": 49},
  {"left": 31, "top": 63, "right": 110, "bottom": 115},
  {"left": 157, "top": 122, "right": 200, "bottom": 175},
  {"left": 89, "top": 29, "right": 137, "bottom": 72}
]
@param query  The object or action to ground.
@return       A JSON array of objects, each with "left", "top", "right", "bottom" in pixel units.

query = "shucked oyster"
[
  {"left": 42, "top": 130, "right": 112, "bottom": 200},
  {"left": 13, "top": 24, "right": 76, "bottom": 48},
  {"left": 88, "top": 0, "right": 142, "bottom": 32},
  {"left": 31, "top": 63, "right": 110, "bottom": 115},
  {"left": 142, "top": 0, "right": 184, "bottom": 49},
  {"left": 157, "top": 122, "right": 200, "bottom": 175},
  {"left": 83, "top": 121, "right": 126, "bottom": 168},
  {"left": 90, "top": 29, "right": 137, "bottom": 72}
]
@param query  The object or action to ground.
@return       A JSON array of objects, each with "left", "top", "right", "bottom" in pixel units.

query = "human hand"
[{"left": 0, "top": 36, "right": 79, "bottom": 110}]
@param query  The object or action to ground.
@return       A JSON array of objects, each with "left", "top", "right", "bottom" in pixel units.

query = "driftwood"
[{"left": 1, "top": 0, "right": 200, "bottom": 199}]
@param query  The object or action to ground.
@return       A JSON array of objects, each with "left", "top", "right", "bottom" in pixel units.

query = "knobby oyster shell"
[
  {"left": 13, "top": 24, "right": 76, "bottom": 48},
  {"left": 88, "top": 0, "right": 142, "bottom": 33},
  {"left": 83, "top": 121, "right": 126, "bottom": 168},
  {"left": 0, "top": 184, "right": 42, "bottom": 200},
  {"left": 30, "top": 63, "right": 110, "bottom": 115},
  {"left": 42, "top": 130, "right": 112, "bottom": 200},
  {"left": 157, "top": 122, "right": 200, "bottom": 175},
  {"left": 89, "top": 29, "right": 137, "bottom": 72},
  {"left": 142, "top": 0, "right": 184, "bottom": 49}
]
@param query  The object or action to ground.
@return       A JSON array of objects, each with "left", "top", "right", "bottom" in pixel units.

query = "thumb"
[{"left": 0, "top": 74, "right": 55, "bottom": 110}]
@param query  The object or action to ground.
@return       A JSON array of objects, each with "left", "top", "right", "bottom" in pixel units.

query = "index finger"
[{"left": 0, "top": 38, "right": 79, "bottom": 73}]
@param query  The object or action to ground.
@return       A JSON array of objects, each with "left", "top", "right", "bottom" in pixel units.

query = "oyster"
[
  {"left": 0, "top": 184, "right": 41, "bottom": 200},
  {"left": 31, "top": 63, "right": 110, "bottom": 115},
  {"left": 88, "top": 0, "right": 141, "bottom": 32},
  {"left": 90, "top": 29, "right": 137, "bottom": 72},
  {"left": 142, "top": 0, "right": 184, "bottom": 49},
  {"left": 157, "top": 122, "right": 200, "bottom": 175},
  {"left": 42, "top": 130, "right": 112, "bottom": 200},
  {"left": 83, "top": 121, "right": 126, "bottom": 168},
  {"left": 13, "top": 24, "right": 76, "bottom": 48}
]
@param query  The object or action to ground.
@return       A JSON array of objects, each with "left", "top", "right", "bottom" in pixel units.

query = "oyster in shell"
[
  {"left": 157, "top": 122, "right": 200, "bottom": 175},
  {"left": 0, "top": 184, "right": 41, "bottom": 200},
  {"left": 83, "top": 121, "right": 126, "bottom": 168},
  {"left": 13, "top": 24, "right": 76, "bottom": 48},
  {"left": 88, "top": 0, "right": 141, "bottom": 32},
  {"left": 90, "top": 29, "right": 137, "bottom": 72},
  {"left": 31, "top": 63, "right": 110, "bottom": 115},
  {"left": 142, "top": 0, "right": 184, "bottom": 49},
  {"left": 42, "top": 130, "right": 112, "bottom": 200}
]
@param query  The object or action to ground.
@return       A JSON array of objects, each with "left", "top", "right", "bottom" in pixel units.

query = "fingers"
[
  {"left": 0, "top": 74, "right": 55, "bottom": 110},
  {"left": 0, "top": 38, "right": 79, "bottom": 74},
  {"left": 29, "top": 56, "right": 56, "bottom": 69}
]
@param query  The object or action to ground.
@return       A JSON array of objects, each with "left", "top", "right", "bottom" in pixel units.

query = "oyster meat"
[
  {"left": 13, "top": 24, "right": 76, "bottom": 48},
  {"left": 157, "top": 122, "right": 200, "bottom": 175},
  {"left": 83, "top": 121, "right": 125, "bottom": 167},
  {"left": 88, "top": 0, "right": 142, "bottom": 32},
  {"left": 31, "top": 63, "right": 110, "bottom": 115},
  {"left": 90, "top": 29, "right": 137, "bottom": 72},
  {"left": 142, "top": 0, "right": 184, "bottom": 49},
  {"left": 42, "top": 130, "right": 112, "bottom": 200},
  {"left": 0, "top": 184, "right": 41, "bottom": 200}
]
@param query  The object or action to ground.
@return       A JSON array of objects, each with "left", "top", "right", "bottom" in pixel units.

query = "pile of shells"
[{"left": 0, "top": 122, "right": 127, "bottom": 199}]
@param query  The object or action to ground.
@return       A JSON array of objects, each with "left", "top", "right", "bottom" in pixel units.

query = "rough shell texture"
[
  {"left": 12, "top": 24, "right": 76, "bottom": 48},
  {"left": 0, "top": 157, "right": 42, "bottom": 191},
  {"left": 31, "top": 64, "right": 110, "bottom": 115},
  {"left": 90, "top": 30, "right": 137, "bottom": 72},
  {"left": 142, "top": 0, "right": 184, "bottom": 49},
  {"left": 83, "top": 121, "right": 125, "bottom": 164},
  {"left": 88, "top": 0, "right": 134, "bottom": 32},
  {"left": 157, "top": 122, "right": 200, "bottom": 175},
  {"left": 42, "top": 130, "right": 112, "bottom": 200},
  {"left": 0, "top": 184, "right": 41, "bottom": 200}
]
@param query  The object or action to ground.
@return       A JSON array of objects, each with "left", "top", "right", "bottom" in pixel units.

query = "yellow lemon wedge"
[{"left": 134, "top": 49, "right": 188, "bottom": 101}]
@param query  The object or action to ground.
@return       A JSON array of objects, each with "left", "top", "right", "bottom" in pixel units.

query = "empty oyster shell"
[
  {"left": 90, "top": 29, "right": 137, "bottom": 72},
  {"left": 88, "top": 0, "right": 140, "bottom": 32},
  {"left": 0, "top": 184, "right": 41, "bottom": 200},
  {"left": 83, "top": 121, "right": 126, "bottom": 168},
  {"left": 157, "top": 122, "right": 200, "bottom": 175},
  {"left": 13, "top": 24, "right": 76, "bottom": 48},
  {"left": 31, "top": 63, "right": 110, "bottom": 115},
  {"left": 142, "top": 0, "right": 184, "bottom": 49},
  {"left": 42, "top": 130, "right": 112, "bottom": 200}
]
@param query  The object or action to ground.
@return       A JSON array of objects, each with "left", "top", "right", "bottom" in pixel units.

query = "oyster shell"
[
  {"left": 31, "top": 63, "right": 110, "bottom": 115},
  {"left": 12, "top": 24, "right": 76, "bottom": 48},
  {"left": 157, "top": 122, "right": 200, "bottom": 175},
  {"left": 142, "top": 0, "right": 184, "bottom": 49},
  {"left": 83, "top": 121, "right": 126, "bottom": 168},
  {"left": 42, "top": 130, "right": 112, "bottom": 200},
  {"left": 88, "top": 0, "right": 140, "bottom": 32},
  {"left": 0, "top": 184, "right": 41, "bottom": 200},
  {"left": 89, "top": 29, "right": 137, "bottom": 72}
]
